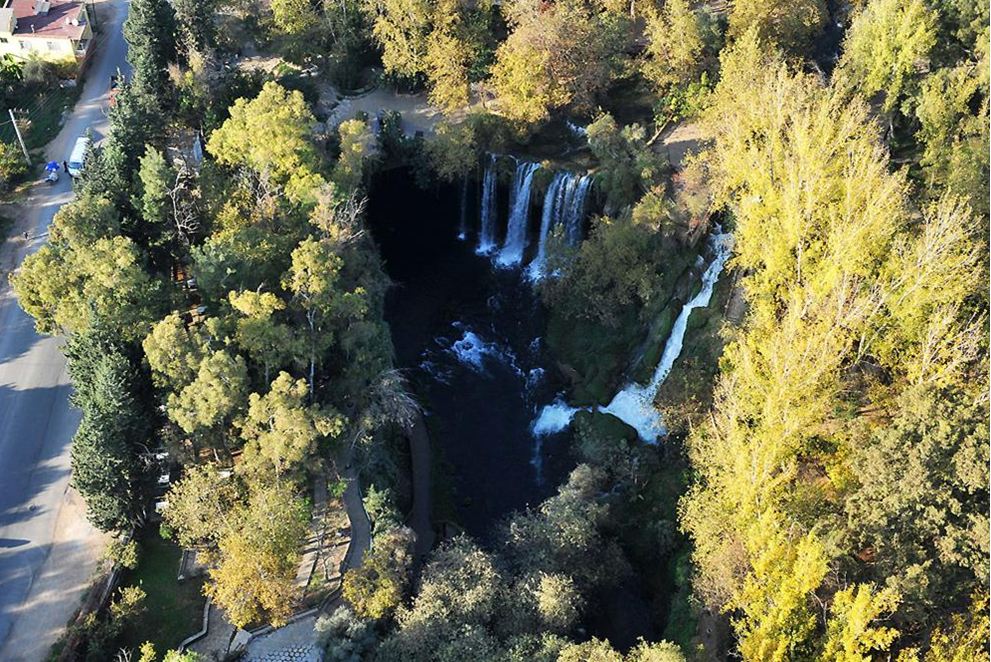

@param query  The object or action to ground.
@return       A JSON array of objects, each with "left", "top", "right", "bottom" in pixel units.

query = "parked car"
[{"left": 67, "top": 136, "right": 89, "bottom": 178}]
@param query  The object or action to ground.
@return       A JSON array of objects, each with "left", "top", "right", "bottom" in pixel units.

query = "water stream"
[{"left": 531, "top": 230, "right": 734, "bottom": 442}]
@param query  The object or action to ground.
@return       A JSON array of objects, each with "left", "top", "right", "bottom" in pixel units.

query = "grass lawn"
[{"left": 114, "top": 526, "right": 205, "bottom": 656}]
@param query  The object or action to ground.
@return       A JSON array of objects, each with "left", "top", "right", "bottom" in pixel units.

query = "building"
[{"left": 0, "top": 0, "right": 92, "bottom": 63}]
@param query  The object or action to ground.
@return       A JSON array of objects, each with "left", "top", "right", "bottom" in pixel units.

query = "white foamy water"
[
  {"left": 496, "top": 161, "right": 540, "bottom": 267},
  {"left": 532, "top": 399, "right": 584, "bottom": 436},
  {"left": 531, "top": 231, "right": 734, "bottom": 443},
  {"left": 443, "top": 326, "right": 522, "bottom": 376}
]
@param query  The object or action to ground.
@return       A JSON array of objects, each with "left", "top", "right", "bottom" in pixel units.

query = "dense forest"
[{"left": 8, "top": 0, "right": 988, "bottom": 659}]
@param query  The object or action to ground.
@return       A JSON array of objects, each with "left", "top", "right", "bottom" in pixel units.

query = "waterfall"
[
  {"left": 458, "top": 173, "right": 469, "bottom": 240},
  {"left": 526, "top": 172, "right": 567, "bottom": 280},
  {"left": 525, "top": 172, "right": 593, "bottom": 279},
  {"left": 531, "top": 230, "right": 734, "bottom": 442},
  {"left": 600, "top": 231, "right": 733, "bottom": 441},
  {"left": 477, "top": 155, "right": 498, "bottom": 254},
  {"left": 562, "top": 174, "right": 593, "bottom": 246},
  {"left": 496, "top": 161, "right": 541, "bottom": 266}
]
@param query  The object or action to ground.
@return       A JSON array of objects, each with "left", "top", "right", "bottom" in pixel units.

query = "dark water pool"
[{"left": 368, "top": 168, "right": 574, "bottom": 537}]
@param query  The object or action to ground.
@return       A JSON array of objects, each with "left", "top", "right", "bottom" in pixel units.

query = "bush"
[
  {"left": 21, "top": 58, "right": 59, "bottom": 88},
  {"left": 105, "top": 538, "right": 140, "bottom": 570},
  {"left": 0, "top": 140, "right": 27, "bottom": 193}
]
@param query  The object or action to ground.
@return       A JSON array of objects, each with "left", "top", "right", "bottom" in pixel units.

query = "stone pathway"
[{"left": 243, "top": 615, "right": 321, "bottom": 662}]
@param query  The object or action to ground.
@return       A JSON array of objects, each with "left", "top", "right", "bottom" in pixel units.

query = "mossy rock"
[{"left": 575, "top": 409, "right": 639, "bottom": 444}]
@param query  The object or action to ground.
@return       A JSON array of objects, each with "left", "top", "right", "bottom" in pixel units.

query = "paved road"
[{"left": 0, "top": 2, "right": 130, "bottom": 660}]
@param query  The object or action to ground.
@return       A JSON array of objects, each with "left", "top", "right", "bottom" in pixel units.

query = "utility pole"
[{"left": 8, "top": 109, "right": 30, "bottom": 166}]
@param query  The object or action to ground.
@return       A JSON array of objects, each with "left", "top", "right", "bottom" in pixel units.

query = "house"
[{"left": 0, "top": 0, "right": 92, "bottom": 63}]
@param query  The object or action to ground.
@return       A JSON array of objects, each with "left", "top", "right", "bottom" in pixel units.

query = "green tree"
[
  {"left": 228, "top": 290, "right": 295, "bottom": 383},
  {"left": 642, "top": 0, "right": 705, "bottom": 92},
  {"left": 12, "top": 236, "right": 161, "bottom": 341},
  {"left": 166, "top": 349, "right": 249, "bottom": 436},
  {"left": 272, "top": 0, "right": 320, "bottom": 36},
  {"left": 0, "top": 140, "right": 26, "bottom": 192},
  {"left": 123, "top": 0, "right": 177, "bottom": 110},
  {"left": 332, "top": 117, "right": 377, "bottom": 193},
  {"left": 207, "top": 82, "right": 324, "bottom": 203},
  {"left": 836, "top": 0, "right": 937, "bottom": 114},
  {"left": 426, "top": 120, "right": 476, "bottom": 181},
  {"left": 821, "top": 585, "right": 901, "bottom": 661},
  {"left": 368, "top": 0, "right": 433, "bottom": 84},
  {"left": 69, "top": 347, "right": 147, "bottom": 532},
  {"left": 491, "top": 0, "right": 626, "bottom": 124},
  {"left": 48, "top": 193, "right": 120, "bottom": 246},
  {"left": 172, "top": 0, "right": 218, "bottom": 52},
  {"left": 163, "top": 464, "right": 243, "bottom": 548},
  {"left": 727, "top": 0, "right": 826, "bottom": 54},
  {"left": 137, "top": 146, "right": 180, "bottom": 258},
  {"left": 237, "top": 371, "right": 344, "bottom": 482},
  {"left": 282, "top": 237, "right": 366, "bottom": 391},
  {"left": 143, "top": 313, "right": 207, "bottom": 390},
  {"left": 342, "top": 527, "right": 414, "bottom": 619}
]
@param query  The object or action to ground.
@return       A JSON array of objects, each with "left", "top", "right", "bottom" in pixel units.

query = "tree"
[
  {"left": 727, "top": 0, "right": 826, "bottom": 54},
  {"left": 376, "top": 536, "right": 508, "bottom": 659},
  {"left": 342, "top": 527, "right": 414, "bottom": 619},
  {"left": 821, "top": 585, "right": 901, "bottom": 661},
  {"left": 423, "top": 0, "right": 494, "bottom": 112},
  {"left": 228, "top": 290, "right": 295, "bottom": 383},
  {"left": 137, "top": 146, "right": 178, "bottom": 259},
  {"left": 913, "top": 42, "right": 990, "bottom": 220},
  {"left": 315, "top": 606, "right": 378, "bottom": 661},
  {"left": 237, "top": 372, "right": 344, "bottom": 482},
  {"left": 48, "top": 193, "right": 120, "bottom": 246},
  {"left": 532, "top": 573, "right": 582, "bottom": 632},
  {"left": 0, "top": 140, "right": 26, "bottom": 192},
  {"left": 491, "top": 0, "right": 626, "bottom": 124},
  {"left": 204, "top": 483, "right": 309, "bottom": 627},
  {"left": 426, "top": 120, "right": 476, "bottom": 181},
  {"left": 837, "top": 0, "right": 937, "bottom": 113},
  {"left": 166, "top": 350, "right": 249, "bottom": 436},
  {"left": 272, "top": 0, "right": 320, "bottom": 36},
  {"left": 368, "top": 0, "right": 433, "bottom": 84},
  {"left": 163, "top": 464, "right": 243, "bottom": 548},
  {"left": 123, "top": 0, "right": 176, "bottom": 110},
  {"left": 207, "top": 82, "right": 324, "bottom": 203},
  {"left": 282, "top": 237, "right": 364, "bottom": 391},
  {"left": 143, "top": 313, "right": 207, "bottom": 390},
  {"left": 172, "top": 0, "right": 218, "bottom": 52},
  {"left": 585, "top": 113, "right": 666, "bottom": 212},
  {"left": 642, "top": 0, "right": 705, "bottom": 92},
  {"left": 12, "top": 236, "right": 162, "bottom": 341},
  {"left": 332, "top": 118, "right": 377, "bottom": 193},
  {"left": 69, "top": 347, "right": 148, "bottom": 532}
]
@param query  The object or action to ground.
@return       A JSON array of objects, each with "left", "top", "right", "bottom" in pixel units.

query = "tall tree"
[
  {"left": 836, "top": 0, "right": 938, "bottom": 114},
  {"left": 67, "top": 337, "right": 149, "bottom": 532},
  {"left": 123, "top": 0, "right": 177, "bottom": 111},
  {"left": 207, "top": 82, "right": 324, "bottom": 204}
]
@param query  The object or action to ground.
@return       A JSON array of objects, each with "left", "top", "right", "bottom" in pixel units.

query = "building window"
[
  {"left": 19, "top": 41, "right": 28, "bottom": 50},
  {"left": 46, "top": 41, "right": 56, "bottom": 50},
  {"left": 0, "top": 38, "right": 7, "bottom": 43}
]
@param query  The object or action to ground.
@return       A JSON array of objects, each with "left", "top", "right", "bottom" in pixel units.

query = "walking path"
[{"left": 407, "top": 413, "right": 435, "bottom": 560}]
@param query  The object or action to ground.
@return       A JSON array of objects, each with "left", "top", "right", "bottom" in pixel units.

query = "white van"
[{"left": 67, "top": 136, "right": 89, "bottom": 178}]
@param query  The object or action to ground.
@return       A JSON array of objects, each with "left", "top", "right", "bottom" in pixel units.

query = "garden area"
[{"left": 111, "top": 526, "right": 205, "bottom": 656}]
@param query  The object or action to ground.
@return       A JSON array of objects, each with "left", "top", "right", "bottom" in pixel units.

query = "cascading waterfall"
[
  {"left": 496, "top": 161, "right": 541, "bottom": 266},
  {"left": 531, "top": 230, "right": 734, "bottom": 442},
  {"left": 526, "top": 172, "right": 567, "bottom": 280},
  {"left": 526, "top": 172, "right": 593, "bottom": 279},
  {"left": 477, "top": 155, "right": 498, "bottom": 254},
  {"left": 561, "top": 174, "right": 593, "bottom": 246}
]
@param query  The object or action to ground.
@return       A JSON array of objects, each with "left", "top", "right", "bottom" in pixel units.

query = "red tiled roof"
[{"left": 8, "top": 0, "right": 86, "bottom": 40}]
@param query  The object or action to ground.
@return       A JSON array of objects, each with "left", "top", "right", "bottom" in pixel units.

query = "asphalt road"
[{"left": 0, "top": 2, "right": 130, "bottom": 659}]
